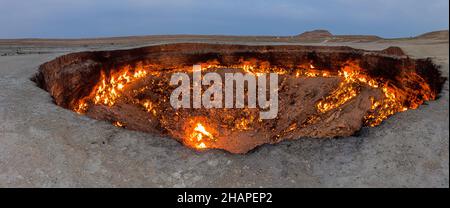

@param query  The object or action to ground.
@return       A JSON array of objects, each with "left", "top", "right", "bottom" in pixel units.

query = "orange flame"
[
  {"left": 74, "top": 65, "right": 147, "bottom": 113},
  {"left": 188, "top": 123, "right": 215, "bottom": 149},
  {"left": 73, "top": 60, "right": 436, "bottom": 132}
]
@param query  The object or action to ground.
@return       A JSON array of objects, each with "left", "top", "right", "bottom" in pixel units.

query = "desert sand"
[{"left": 0, "top": 30, "right": 448, "bottom": 187}]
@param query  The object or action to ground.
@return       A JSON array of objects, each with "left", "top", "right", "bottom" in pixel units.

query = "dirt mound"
[
  {"left": 295, "top": 30, "right": 333, "bottom": 39},
  {"left": 381, "top": 46, "right": 406, "bottom": 56}
]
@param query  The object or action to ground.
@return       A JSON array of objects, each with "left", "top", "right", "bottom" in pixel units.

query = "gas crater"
[{"left": 32, "top": 43, "right": 445, "bottom": 153}]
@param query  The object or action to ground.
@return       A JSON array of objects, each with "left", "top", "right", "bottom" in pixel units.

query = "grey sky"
[{"left": 0, "top": 0, "right": 448, "bottom": 38}]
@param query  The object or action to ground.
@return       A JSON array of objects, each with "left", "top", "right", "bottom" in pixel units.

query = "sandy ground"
[{"left": 0, "top": 33, "right": 448, "bottom": 187}]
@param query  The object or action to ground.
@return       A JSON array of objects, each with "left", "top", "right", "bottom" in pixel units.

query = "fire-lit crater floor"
[{"left": 0, "top": 33, "right": 448, "bottom": 187}]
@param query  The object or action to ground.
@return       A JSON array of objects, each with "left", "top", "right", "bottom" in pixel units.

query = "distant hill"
[
  {"left": 295, "top": 29, "right": 333, "bottom": 39},
  {"left": 294, "top": 29, "right": 382, "bottom": 42},
  {"left": 0, "top": 29, "right": 447, "bottom": 46},
  {"left": 415, "top": 30, "right": 449, "bottom": 40},
  {"left": 293, "top": 29, "right": 449, "bottom": 42}
]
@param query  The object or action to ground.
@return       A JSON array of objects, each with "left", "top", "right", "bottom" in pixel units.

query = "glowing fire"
[
  {"left": 93, "top": 67, "right": 147, "bottom": 106},
  {"left": 316, "top": 62, "right": 435, "bottom": 126},
  {"left": 188, "top": 123, "right": 215, "bottom": 149},
  {"left": 113, "top": 121, "right": 124, "bottom": 127},
  {"left": 75, "top": 65, "right": 147, "bottom": 113},
  {"left": 72, "top": 60, "right": 437, "bottom": 150}
]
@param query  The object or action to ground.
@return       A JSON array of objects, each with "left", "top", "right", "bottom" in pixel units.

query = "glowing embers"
[
  {"left": 75, "top": 65, "right": 148, "bottom": 113},
  {"left": 93, "top": 67, "right": 147, "bottom": 106},
  {"left": 185, "top": 118, "right": 218, "bottom": 149},
  {"left": 69, "top": 60, "right": 439, "bottom": 152},
  {"left": 139, "top": 99, "right": 157, "bottom": 116},
  {"left": 316, "top": 79, "right": 360, "bottom": 113},
  {"left": 363, "top": 72, "right": 435, "bottom": 126},
  {"left": 314, "top": 62, "right": 436, "bottom": 126},
  {"left": 317, "top": 62, "right": 377, "bottom": 114},
  {"left": 317, "top": 62, "right": 435, "bottom": 126}
]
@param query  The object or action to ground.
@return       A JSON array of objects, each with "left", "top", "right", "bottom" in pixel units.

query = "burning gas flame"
[
  {"left": 188, "top": 123, "right": 215, "bottom": 149},
  {"left": 113, "top": 121, "right": 124, "bottom": 127},
  {"left": 74, "top": 65, "right": 147, "bottom": 113},
  {"left": 72, "top": 60, "right": 437, "bottom": 150},
  {"left": 93, "top": 68, "right": 147, "bottom": 106},
  {"left": 316, "top": 62, "right": 435, "bottom": 126}
]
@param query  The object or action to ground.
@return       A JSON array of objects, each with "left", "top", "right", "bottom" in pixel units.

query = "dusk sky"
[{"left": 0, "top": 0, "right": 448, "bottom": 38}]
